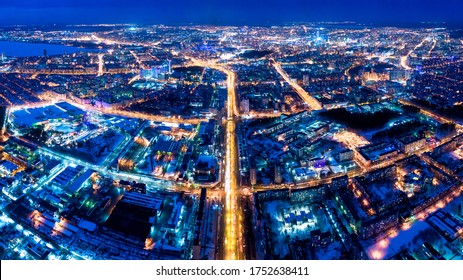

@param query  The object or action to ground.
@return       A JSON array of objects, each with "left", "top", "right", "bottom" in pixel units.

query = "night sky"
[{"left": 1, "top": 0, "right": 462, "bottom": 26}]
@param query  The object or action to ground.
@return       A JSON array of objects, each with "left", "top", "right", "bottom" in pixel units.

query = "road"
[
  {"left": 221, "top": 64, "right": 243, "bottom": 260},
  {"left": 189, "top": 58, "right": 244, "bottom": 259},
  {"left": 398, "top": 98, "right": 463, "bottom": 132},
  {"left": 400, "top": 38, "right": 426, "bottom": 70},
  {"left": 18, "top": 97, "right": 207, "bottom": 125},
  {"left": 129, "top": 49, "right": 148, "bottom": 70},
  {"left": 272, "top": 59, "right": 323, "bottom": 111}
]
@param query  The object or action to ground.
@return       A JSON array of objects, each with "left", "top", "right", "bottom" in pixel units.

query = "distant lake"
[{"left": 0, "top": 41, "right": 98, "bottom": 57}]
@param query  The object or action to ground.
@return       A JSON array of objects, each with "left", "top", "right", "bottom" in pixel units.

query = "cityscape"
[{"left": 0, "top": 21, "right": 463, "bottom": 261}]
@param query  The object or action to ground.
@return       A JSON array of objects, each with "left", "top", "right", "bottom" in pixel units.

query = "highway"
[
  {"left": 100, "top": 120, "right": 150, "bottom": 169},
  {"left": 15, "top": 50, "right": 463, "bottom": 262},
  {"left": 400, "top": 38, "right": 426, "bottom": 70},
  {"left": 272, "top": 59, "right": 323, "bottom": 111},
  {"left": 188, "top": 57, "right": 244, "bottom": 259},
  {"left": 398, "top": 99, "right": 463, "bottom": 132},
  {"left": 19, "top": 97, "right": 207, "bottom": 125},
  {"left": 97, "top": 53, "right": 104, "bottom": 76},
  {"left": 129, "top": 49, "right": 148, "bottom": 70},
  {"left": 221, "top": 63, "right": 243, "bottom": 260},
  {"left": 188, "top": 58, "right": 241, "bottom": 117},
  {"left": 8, "top": 56, "right": 245, "bottom": 260},
  {"left": 15, "top": 136, "right": 175, "bottom": 191}
]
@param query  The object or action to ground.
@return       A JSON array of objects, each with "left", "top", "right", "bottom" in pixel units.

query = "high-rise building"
[
  {"left": 303, "top": 75, "right": 310, "bottom": 86},
  {"left": 0, "top": 105, "right": 9, "bottom": 142},
  {"left": 274, "top": 164, "right": 282, "bottom": 184},
  {"left": 250, "top": 167, "right": 257, "bottom": 186},
  {"left": 240, "top": 98, "right": 250, "bottom": 114}
]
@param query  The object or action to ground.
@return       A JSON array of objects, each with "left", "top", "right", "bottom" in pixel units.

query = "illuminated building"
[
  {"left": 357, "top": 142, "right": 398, "bottom": 167},
  {"left": 0, "top": 159, "right": 19, "bottom": 176},
  {"left": 389, "top": 69, "right": 412, "bottom": 81},
  {"left": 337, "top": 149, "right": 354, "bottom": 162},
  {"left": 250, "top": 167, "right": 257, "bottom": 186},
  {"left": 274, "top": 163, "right": 282, "bottom": 184},
  {"left": 302, "top": 75, "right": 309, "bottom": 86},
  {"left": 0, "top": 105, "right": 9, "bottom": 142},
  {"left": 240, "top": 98, "right": 250, "bottom": 114}
]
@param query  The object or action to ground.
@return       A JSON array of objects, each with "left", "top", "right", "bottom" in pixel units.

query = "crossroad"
[{"left": 272, "top": 59, "right": 323, "bottom": 111}]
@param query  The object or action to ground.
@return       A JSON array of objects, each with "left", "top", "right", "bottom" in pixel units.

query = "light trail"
[
  {"left": 400, "top": 38, "right": 426, "bottom": 70},
  {"left": 400, "top": 56, "right": 411, "bottom": 70},
  {"left": 189, "top": 57, "right": 243, "bottom": 259},
  {"left": 272, "top": 59, "right": 323, "bottom": 110},
  {"left": 332, "top": 131, "right": 370, "bottom": 150},
  {"left": 91, "top": 34, "right": 161, "bottom": 49},
  {"left": 128, "top": 75, "right": 140, "bottom": 84}
]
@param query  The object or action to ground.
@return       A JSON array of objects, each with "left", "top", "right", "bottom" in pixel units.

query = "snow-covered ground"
[{"left": 366, "top": 220, "right": 430, "bottom": 259}]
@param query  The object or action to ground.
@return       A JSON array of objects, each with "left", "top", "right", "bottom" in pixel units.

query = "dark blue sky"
[{"left": 0, "top": 0, "right": 462, "bottom": 26}]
